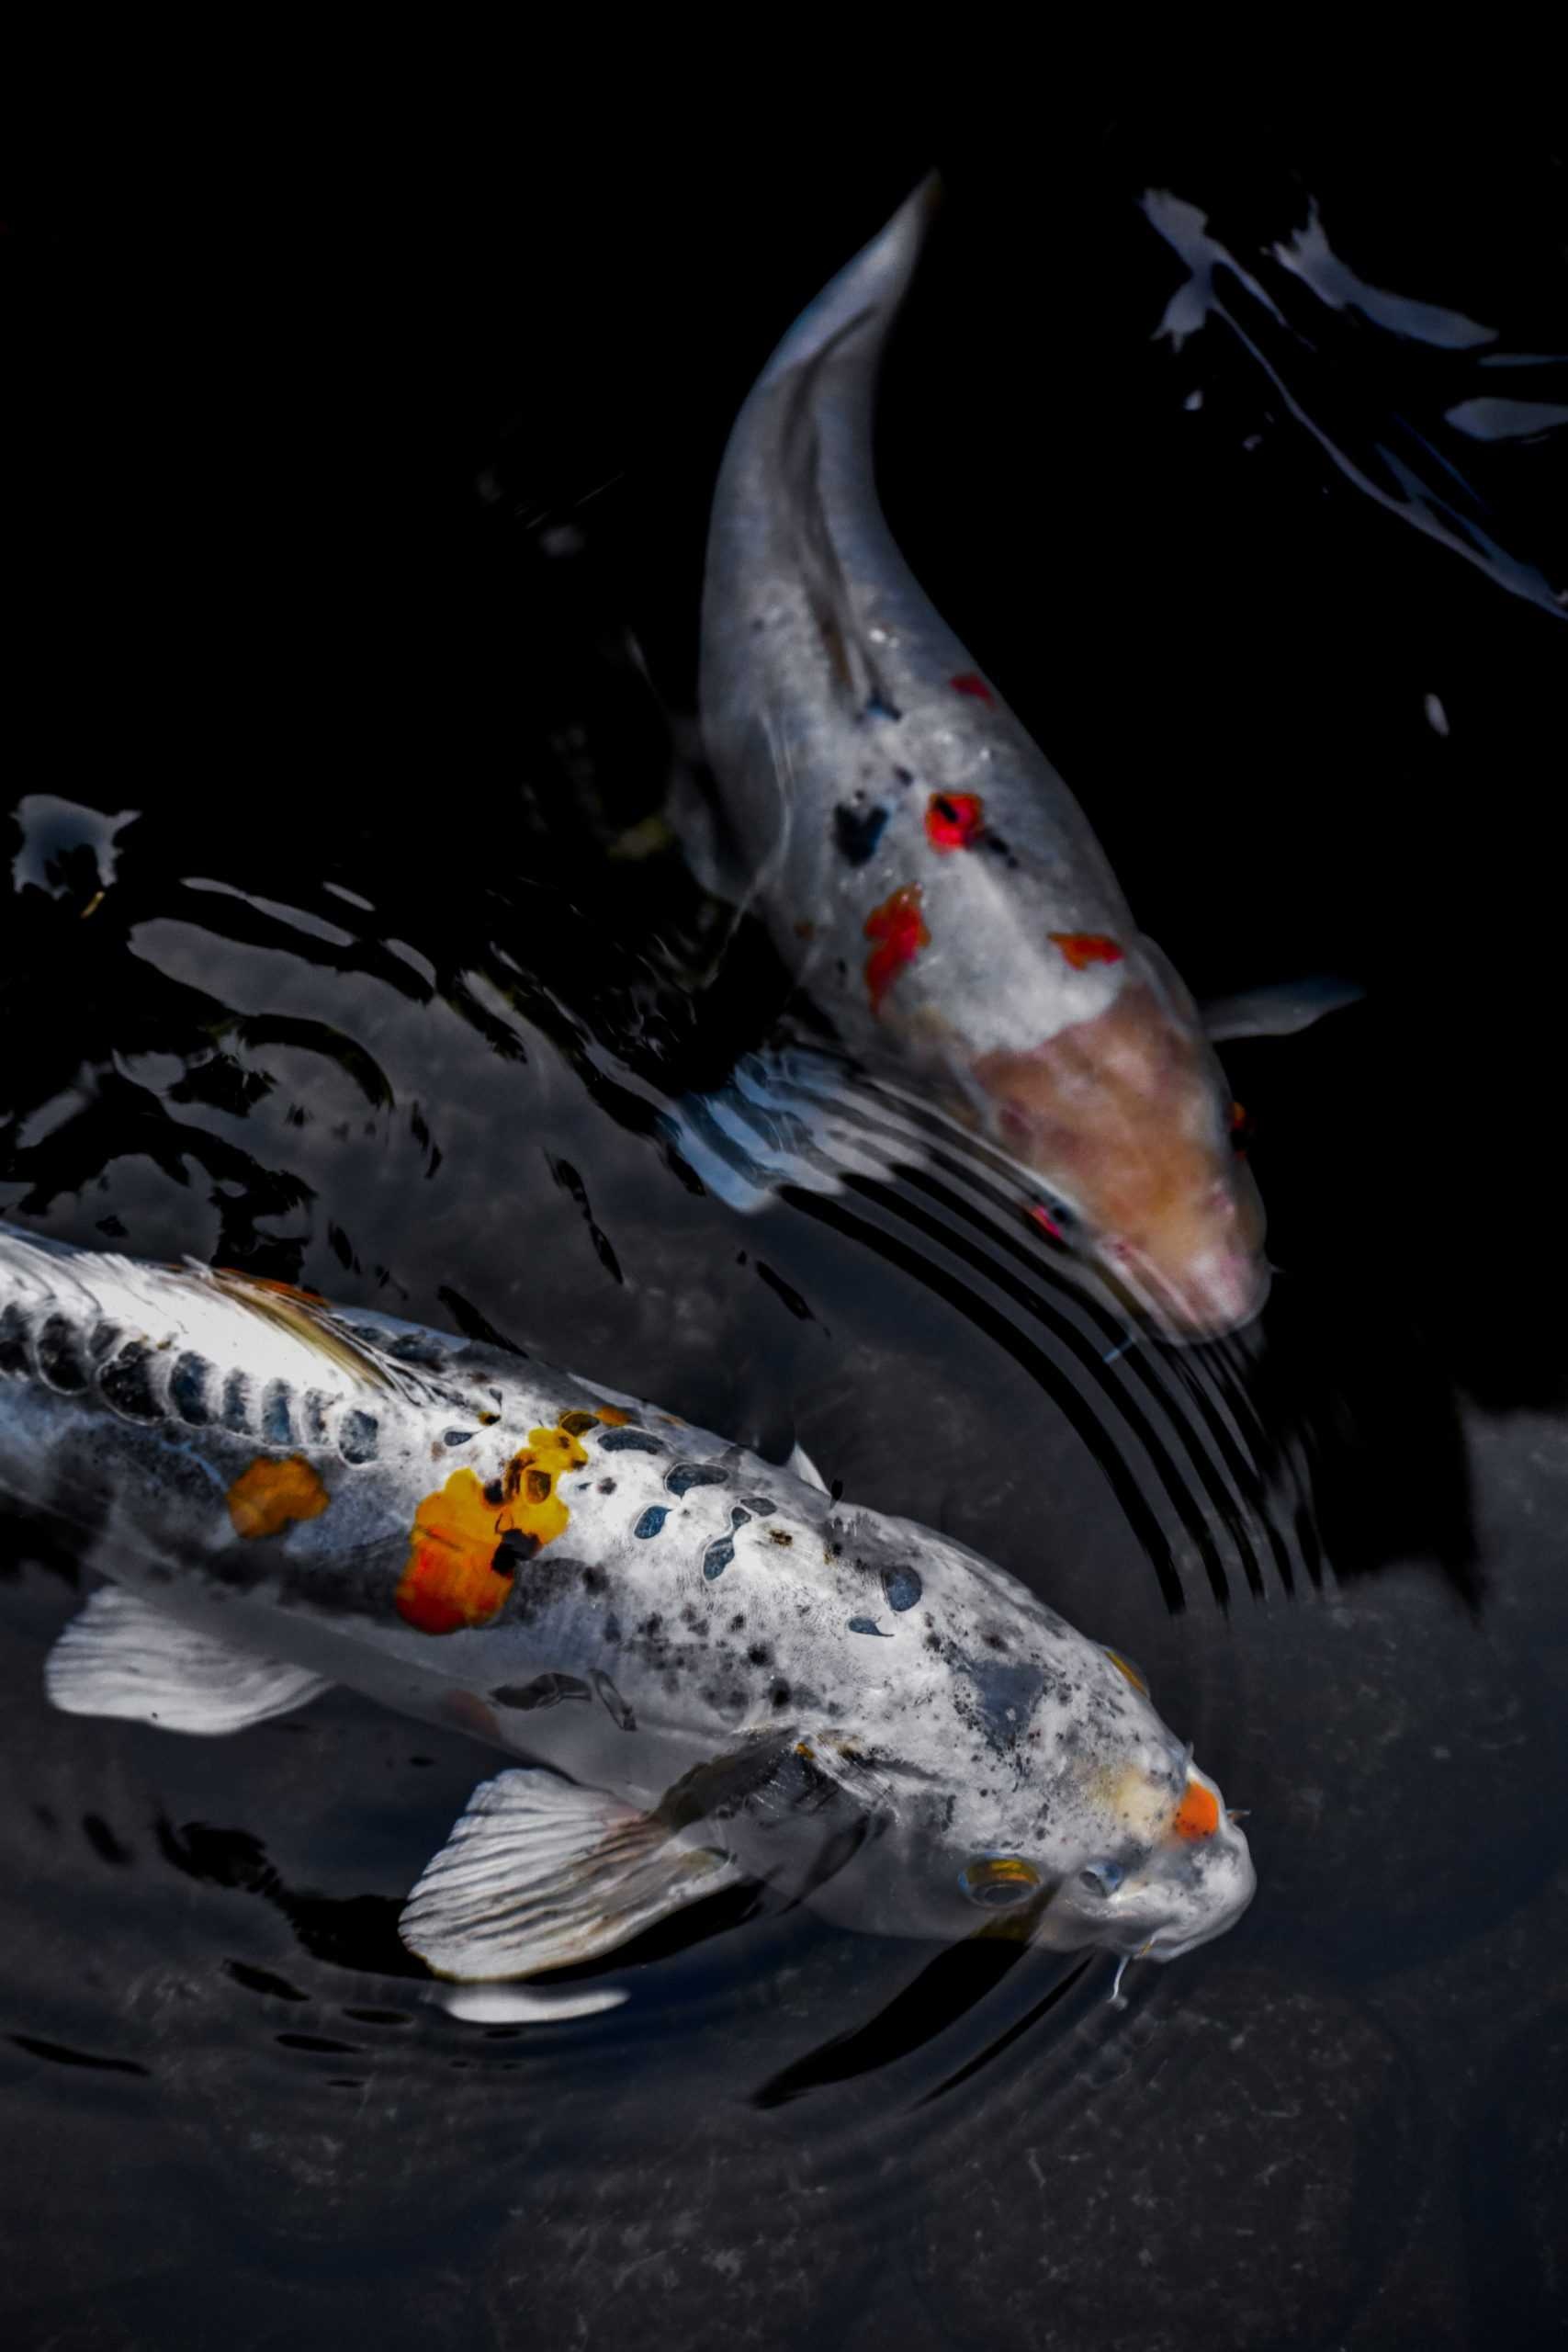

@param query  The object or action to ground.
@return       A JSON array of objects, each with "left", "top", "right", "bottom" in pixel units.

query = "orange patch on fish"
[
  {"left": 925, "top": 792, "right": 986, "bottom": 852},
  {"left": 864, "top": 884, "right": 929, "bottom": 1012},
  {"left": 1172, "top": 1780, "right": 1221, "bottom": 1841},
  {"left": 594, "top": 1405, "right": 631, "bottom": 1426},
  {"left": 1048, "top": 933, "right": 1124, "bottom": 972},
  {"left": 227, "top": 1454, "right": 331, "bottom": 1539},
  {"left": 219, "top": 1271, "right": 327, "bottom": 1303},
  {"left": 395, "top": 1421, "right": 590, "bottom": 1635}
]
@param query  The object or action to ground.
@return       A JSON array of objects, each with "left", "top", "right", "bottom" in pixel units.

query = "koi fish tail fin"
[{"left": 749, "top": 173, "right": 942, "bottom": 397}]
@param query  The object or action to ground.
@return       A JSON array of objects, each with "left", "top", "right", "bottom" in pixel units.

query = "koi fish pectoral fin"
[
  {"left": 45, "top": 1585, "right": 333, "bottom": 1735},
  {"left": 657, "top": 1045, "right": 927, "bottom": 1215},
  {"left": 1201, "top": 975, "right": 1365, "bottom": 1043},
  {"left": 399, "top": 1767, "right": 747, "bottom": 1983}
]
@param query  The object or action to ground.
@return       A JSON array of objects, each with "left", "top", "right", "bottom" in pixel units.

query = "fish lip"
[{"left": 1109, "top": 1257, "right": 1272, "bottom": 1347}]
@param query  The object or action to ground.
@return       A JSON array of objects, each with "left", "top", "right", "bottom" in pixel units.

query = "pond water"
[{"left": 3, "top": 107, "right": 1566, "bottom": 2351}]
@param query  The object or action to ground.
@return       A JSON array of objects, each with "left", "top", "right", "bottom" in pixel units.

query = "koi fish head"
[
  {"left": 974, "top": 981, "right": 1269, "bottom": 1341},
  {"left": 801, "top": 1619, "right": 1254, "bottom": 1973},
  {"left": 1035, "top": 1744, "right": 1258, "bottom": 1966}
]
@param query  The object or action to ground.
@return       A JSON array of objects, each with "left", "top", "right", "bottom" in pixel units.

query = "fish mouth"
[{"left": 1101, "top": 1248, "right": 1271, "bottom": 1346}]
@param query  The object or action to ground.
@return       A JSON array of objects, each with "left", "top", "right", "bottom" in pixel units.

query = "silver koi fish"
[
  {"left": 0, "top": 1225, "right": 1254, "bottom": 1989},
  {"left": 696, "top": 178, "right": 1354, "bottom": 1340}
]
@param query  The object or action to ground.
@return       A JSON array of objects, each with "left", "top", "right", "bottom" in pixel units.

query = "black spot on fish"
[
  {"left": 338, "top": 1408, "right": 378, "bottom": 1465},
  {"left": 300, "top": 1392, "right": 331, "bottom": 1446},
  {"left": 863, "top": 691, "right": 902, "bottom": 722},
  {"left": 597, "top": 1478, "right": 616, "bottom": 1495},
  {"left": 591, "top": 1669, "right": 636, "bottom": 1732},
  {"left": 635, "top": 1506, "right": 669, "bottom": 1539},
  {"left": 491, "top": 1673, "right": 591, "bottom": 1711},
  {"left": 728, "top": 1613, "right": 746, "bottom": 1632},
  {"left": 443, "top": 1428, "right": 474, "bottom": 1446},
  {"left": 769, "top": 1528, "right": 795, "bottom": 1548},
  {"left": 983, "top": 831, "right": 1020, "bottom": 870},
  {"left": 218, "top": 1370, "right": 250, "bottom": 1433},
  {"left": 483, "top": 1478, "right": 505, "bottom": 1507},
  {"left": 881, "top": 1565, "right": 923, "bottom": 1612},
  {"left": 491, "top": 1529, "right": 540, "bottom": 1576},
  {"left": 731, "top": 1507, "right": 752, "bottom": 1530},
  {"left": 260, "top": 1381, "right": 294, "bottom": 1447},
  {"left": 833, "top": 803, "right": 889, "bottom": 865},
  {"left": 170, "top": 1351, "right": 211, "bottom": 1424},
  {"left": 703, "top": 1535, "right": 735, "bottom": 1580},
  {"left": 582, "top": 1566, "right": 608, "bottom": 1598},
  {"left": 386, "top": 1330, "right": 449, "bottom": 1369},
  {"left": 772, "top": 1680, "right": 791, "bottom": 1709},
  {"left": 558, "top": 1410, "right": 599, "bottom": 1436},
  {"left": 893, "top": 765, "right": 914, "bottom": 786},
  {"left": 738, "top": 1495, "right": 775, "bottom": 1515},
  {"left": 747, "top": 1642, "right": 771, "bottom": 1667},
  {"left": 98, "top": 1343, "right": 162, "bottom": 1424},
  {"left": 35, "top": 1316, "right": 88, "bottom": 1393},
  {"left": 667, "top": 1463, "right": 728, "bottom": 1497},
  {"left": 848, "top": 1616, "right": 890, "bottom": 1637},
  {"left": 600, "top": 1428, "right": 664, "bottom": 1454},
  {"left": 0, "top": 1305, "right": 33, "bottom": 1375},
  {"left": 88, "top": 1320, "right": 121, "bottom": 1363}
]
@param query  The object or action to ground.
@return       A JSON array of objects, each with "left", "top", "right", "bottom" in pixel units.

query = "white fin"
[
  {"left": 1202, "top": 977, "right": 1364, "bottom": 1042},
  {"left": 45, "top": 1587, "right": 331, "bottom": 1735},
  {"left": 400, "top": 1766, "right": 744, "bottom": 1982},
  {"left": 658, "top": 1044, "right": 924, "bottom": 1214},
  {"left": 787, "top": 1441, "right": 829, "bottom": 1493},
  {"left": 433, "top": 1981, "right": 628, "bottom": 2025}
]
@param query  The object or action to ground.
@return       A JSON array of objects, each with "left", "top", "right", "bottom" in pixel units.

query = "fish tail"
[{"left": 749, "top": 172, "right": 942, "bottom": 395}]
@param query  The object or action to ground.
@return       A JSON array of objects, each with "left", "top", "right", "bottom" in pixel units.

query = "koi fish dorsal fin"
[
  {"left": 45, "top": 1586, "right": 331, "bottom": 1734},
  {"left": 197, "top": 1265, "right": 409, "bottom": 1394},
  {"left": 399, "top": 1768, "right": 744, "bottom": 1982}
]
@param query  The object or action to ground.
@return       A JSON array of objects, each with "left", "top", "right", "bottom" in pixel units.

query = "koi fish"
[
  {"left": 693, "top": 177, "right": 1357, "bottom": 1340},
  {"left": 0, "top": 1225, "right": 1254, "bottom": 1991}
]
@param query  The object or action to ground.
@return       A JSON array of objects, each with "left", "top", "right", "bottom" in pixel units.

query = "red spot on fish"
[
  {"left": 863, "top": 885, "right": 930, "bottom": 1013},
  {"left": 1028, "top": 1204, "right": 1064, "bottom": 1242},
  {"left": 925, "top": 792, "right": 986, "bottom": 852},
  {"left": 1049, "top": 933, "right": 1124, "bottom": 972},
  {"left": 1172, "top": 1780, "right": 1221, "bottom": 1842},
  {"left": 949, "top": 672, "right": 993, "bottom": 704}
]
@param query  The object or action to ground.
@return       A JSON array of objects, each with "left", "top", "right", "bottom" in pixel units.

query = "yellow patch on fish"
[
  {"left": 395, "top": 1421, "right": 589, "bottom": 1635},
  {"left": 227, "top": 1454, "right": 331, "bottom": 1539}
]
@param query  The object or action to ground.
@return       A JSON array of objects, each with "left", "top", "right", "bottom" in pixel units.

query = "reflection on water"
[{"left": 3, "top": 115, "right": 1567, "bottom": 2349}]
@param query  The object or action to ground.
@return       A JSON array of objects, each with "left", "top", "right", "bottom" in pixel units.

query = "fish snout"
[
  {"left": 1144, "top": 1792, "right": 1258, "bottom": 1961},
  {"left": 1100, "top": 1231, "right": 1270, "bottom": 1344}
]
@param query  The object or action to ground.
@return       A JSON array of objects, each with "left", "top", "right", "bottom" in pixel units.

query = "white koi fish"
[
  {"left": 0, "top": 1225, "right": 1254, "bottom": 1989},
  {"left": 694, "top": 178, "right": 1357, "bottom": 1340}
]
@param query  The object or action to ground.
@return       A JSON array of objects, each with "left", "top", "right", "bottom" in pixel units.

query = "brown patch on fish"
[{"left": 976, "top": 984, "right": 1265, "bottom": 1333}]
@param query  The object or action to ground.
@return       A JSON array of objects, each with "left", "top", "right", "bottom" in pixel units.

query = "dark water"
[{"left": 4, "top": 107, "right": 1568, "bottom": 2349}]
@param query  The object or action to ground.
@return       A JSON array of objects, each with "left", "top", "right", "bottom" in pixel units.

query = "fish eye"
[
  {"left": 1027, "top": 1196, "right": 1078, "bottom": 1244},
  {"left": 1078, "top": 1860, "right": 1123, "bottom": 1898},
  {"left": 959, "top": 1855, "right": 1042, "bottom": 1909}
]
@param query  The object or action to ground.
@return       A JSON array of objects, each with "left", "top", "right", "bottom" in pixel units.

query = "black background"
[{"left": 4, "top": 91, "right": 1568, "bottom": 2351}]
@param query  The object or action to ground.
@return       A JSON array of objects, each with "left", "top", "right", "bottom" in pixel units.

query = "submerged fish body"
[
  {"left": 0, "top": 1225, "right": 1254, "bottom": 1984},
  {"left": 699, "top": 181, "right": 1267, "bottom": 1340}
]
